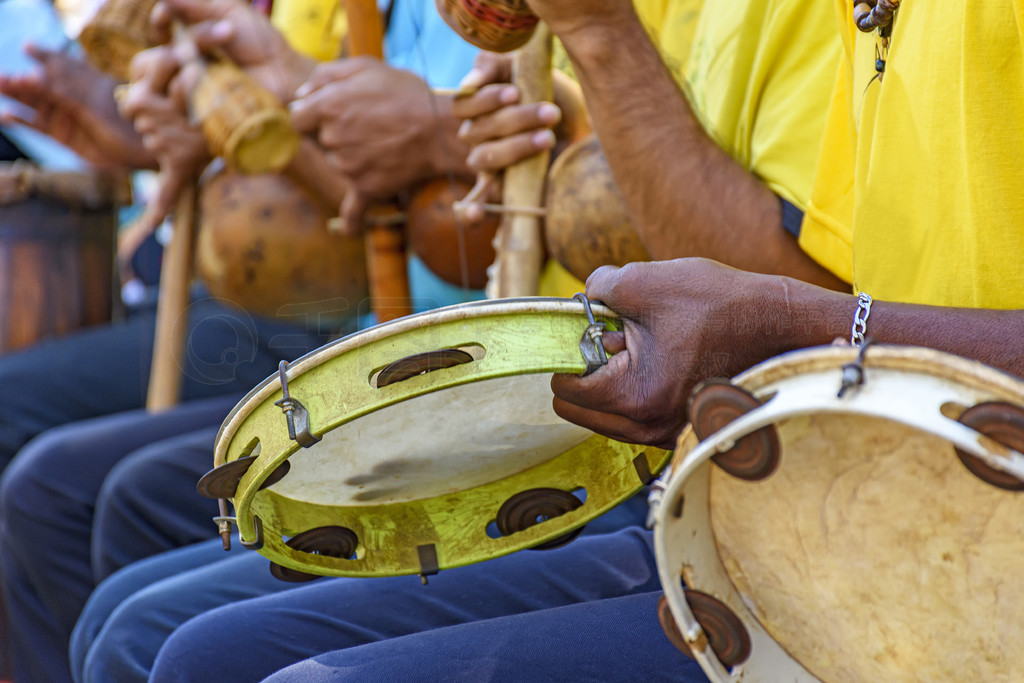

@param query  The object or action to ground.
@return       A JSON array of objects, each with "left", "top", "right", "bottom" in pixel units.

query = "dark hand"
[
  {"left": 151, "top": 0, "right": 312, "bottom": 101},
  {"left": 118, "top": 45, "right": 209, "bottom": 275},
  {"left": 0, "top": 46, "right": 153, "bottom": 169},
  {"left": 289, "top": 58, "right": 461, "bottom": 234},
  {"left": 452, "top": 51, "right": 589, "bottom": 223},
  {"left": 520, "top": 0, "right": 635, "bottom": 41},
  {"left": 551, "top": 258, "right": 782, "bottom": 449}
]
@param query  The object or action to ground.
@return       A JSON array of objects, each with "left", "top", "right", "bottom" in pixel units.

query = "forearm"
[
  {"left": 769, "top": 277, "right": 1024, "bottom": 380},
  {"left": 557, "top": 15, "right": 845, "bottom": 290}
]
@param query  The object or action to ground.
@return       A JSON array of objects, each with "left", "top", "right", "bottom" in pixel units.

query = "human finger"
[
  {"left": 128, "top": 46, "right": 181, "bottom": 95},
  {"left": 0, "top": 111, "right": 35, "bottom": 129},
  {"left": 453, "top": 172, "right": 501, "bottom": 224},
  {"left": 0, "top": 74, "right": 45, "bottom": 109},
  {"left": 161, "top": 0, "right": 229, "bottom": 26},
  {"left": 185, "top": 19, "right": 235, "bottom": 54},
  {"left": 23, "top": 44, "right": 60, "bottom": 68},
  {"left": 551, "top": 396, "right": 676, "bottom": 449},
  {"left": 583, "top": 264, "right": 638, "bottom": 313},
  {"left": 458, "top": 51, "right": 513, "bottom": 90},
  {"left": 549, "top": 345, "right": 637, "bottom": 409},
  {"left": 466, "top": 129, "right": 555, "bottom": 174},
  {"left": 138, "top": 163, "right": 186, "bottom": 238},
  {"left": 150, "top": 1, "right": 173, "bottom": 44},
  {"left": 120, "top": 85, "right": 170, "bottom": 123},
  {"left": 288, "top": 87, "right": 330, "bottom": 133},
  {"left": 459, "top": 101, "right": 560, "bottom": 147},
  {"left": 293, "top": 57, "right": 378, "bottom": 99},
  {"left": 451, "top": 83, "right": 518, "bottom": 121}
]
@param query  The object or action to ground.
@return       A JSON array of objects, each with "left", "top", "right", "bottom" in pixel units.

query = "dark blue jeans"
[
  {"left": 264, "top": 592, "right": 707, "bottom": 682},
  {"left": 72, "top": 526, "right": 704, "bottom": 682},
  {"left": 0, "top": 295, "right": 338, "bottom": 469},
  {"left": 0, "top": 297, "right": 336, "bottom": 683}
]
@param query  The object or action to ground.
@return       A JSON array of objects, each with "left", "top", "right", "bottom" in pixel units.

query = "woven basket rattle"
[
  {"left": 190, "top": 60, "right": 300, "bottom": 175},
  {"left": 79, "top": 0, "right": 160, "bottom": 81},
  {"left": 434, "top": 0, "right": 539, "bottom": 52}
]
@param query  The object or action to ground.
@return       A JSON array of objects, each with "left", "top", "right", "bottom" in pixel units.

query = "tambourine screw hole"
[{"left": 269, "top": 526, "right": 359, "bottom": 583}]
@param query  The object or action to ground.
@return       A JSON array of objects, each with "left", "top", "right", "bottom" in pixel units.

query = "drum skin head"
[
  {"left": 215, "top": 298, "right": 669, "bottom": 578},
  {"left": 656, "top": 345, "right": 1024, "bottom": 682}
]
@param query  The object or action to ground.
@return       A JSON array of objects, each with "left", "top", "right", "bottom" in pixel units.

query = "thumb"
[
  {"left": 584, "top": 265, "right": 624, "bottom": 310},
  {"left": 459, "top": 51, "right": 513, "bottom": 89}
]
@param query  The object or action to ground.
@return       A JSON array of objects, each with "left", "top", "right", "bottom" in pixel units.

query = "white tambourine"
[{"left": 652, "top": 345, "right": 1024, "bottom": 682}]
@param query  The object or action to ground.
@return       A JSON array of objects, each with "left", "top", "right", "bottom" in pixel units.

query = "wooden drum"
[
  {"left": 0, "top": 164, "right": 128, "bottom": 352},
  {"left": 651, "top": 345, "right": 1024, "bottom": 681},
  {"left": 200, "top": 297, "right": 668, "bottom": 581}
]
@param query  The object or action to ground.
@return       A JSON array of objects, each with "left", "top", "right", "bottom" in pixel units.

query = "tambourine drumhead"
[
  {"left": 654, "top": 345, "right": 1024, "bottom": 682},
  {"left": 215, "top": 298, "right": 667, "bottom": 579}
]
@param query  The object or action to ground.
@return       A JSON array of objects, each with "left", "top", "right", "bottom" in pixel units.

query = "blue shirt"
[{"left": 384, "top": 0, "right": 480, "bottom": 89}]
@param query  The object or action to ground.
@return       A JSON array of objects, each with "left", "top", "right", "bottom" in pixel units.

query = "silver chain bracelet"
[{"left": 850, "top": 292, "right": 873, "bottom": 346}]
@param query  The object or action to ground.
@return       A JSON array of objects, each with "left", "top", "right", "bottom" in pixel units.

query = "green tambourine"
[{"left": 200, "top": 296, "right": 668, "bottom": 582}]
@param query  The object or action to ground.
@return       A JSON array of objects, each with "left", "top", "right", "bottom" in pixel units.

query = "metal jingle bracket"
[
  {"left": 274, "top": 360, "right": 322, "bottom": 448},
  {"left": 573, "top": 293, "right": 609, "bottom": 376},
  {"left": 838, "top": 337, "right": 875, "bottom": 398}
]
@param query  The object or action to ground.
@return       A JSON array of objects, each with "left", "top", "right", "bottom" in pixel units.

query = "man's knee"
[{"left": 0, "top": 428, "right": 80, "bottom": 535}]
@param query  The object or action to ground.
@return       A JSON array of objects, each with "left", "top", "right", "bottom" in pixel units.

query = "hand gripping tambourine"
[
  {"left": 200, "top": 297, "right": 667, "bottom": 582},
  {"left": 651, "top": 344, "right": 1024, "bottom": 681}
]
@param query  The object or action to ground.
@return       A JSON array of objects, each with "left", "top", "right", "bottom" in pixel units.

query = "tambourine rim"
[
  {"left": 671, "top": 343, "right": 1024, "bottom": 470},
  {"left": 215, "top": 296, "right": 615, "bottom": 459}
]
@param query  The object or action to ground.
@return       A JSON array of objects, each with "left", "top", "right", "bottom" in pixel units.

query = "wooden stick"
[
  {"left": 344, "top": 0, "right": 412, "bottom": 322},
  {"left": 146, "top": 182, "right": 196, "bottom": 412},
  {"left": 486, "top": 24, "right": 553, "bottom": 298}
]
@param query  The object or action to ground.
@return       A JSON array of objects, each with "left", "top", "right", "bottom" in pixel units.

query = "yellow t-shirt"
[
  {"left": 541, "top": 0, "right": 700, "bottom": 297},
  {"left": 544, "top": 0, "right": 846, "bottom": 294},
  {"left": 271, "top": 0, "right": 346, "bottom": 62},
  {"left": 804, "top": 0, "right": 1024, "bottom": 307},
  {"left": 683, "top": 0, "right": 842, "bottom": 214}
]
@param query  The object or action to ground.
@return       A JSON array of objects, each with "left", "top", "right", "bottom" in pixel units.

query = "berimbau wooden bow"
[
  {"left": 485, "top": 24, "right": 551, "bottom": 297},
  {"left": 436, "top": 0, "right": 553, "bottom": 297},
  {"left": 344, "top": 0, "right": 413, "bottom": 322}
]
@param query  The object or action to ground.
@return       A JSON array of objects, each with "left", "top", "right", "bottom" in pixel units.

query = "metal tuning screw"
[
  {"left": 573, "top": 293, "right": 609, "bottom": 376},
  {"left": 212, "top": 499, "right": 237, "bottom": 551},
  {"left": 274, "top": 360, "right": 322, "bottom": 448}
]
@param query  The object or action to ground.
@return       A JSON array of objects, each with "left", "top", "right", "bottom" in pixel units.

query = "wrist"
[
  {"left": 553, "top": 6, "right": 644, "bottom": 70},
  {"left": 767, "top": 276, "right": 855, "bottom": 352}
]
